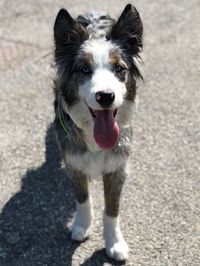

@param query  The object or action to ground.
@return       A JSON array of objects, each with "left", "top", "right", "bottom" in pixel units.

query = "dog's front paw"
[
  {"left": 106, "top": 239, "right": 129, "bottom": 261},
  {"left": 71, "top": 224, "right": 91, "bottom": 242},
  {"left": 104, "top": 214, "right": 129, "bottom": 261},
  {"left": 71, "top": 198, "right": 93, "bottom": 242}
]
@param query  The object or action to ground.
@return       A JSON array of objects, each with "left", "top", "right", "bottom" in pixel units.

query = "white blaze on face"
[
  {"left": 77, "top": 40, "right": 130, "bottom": 150},
  {"left": 79, "top": 40, "right": 127, "bottom": 110}
]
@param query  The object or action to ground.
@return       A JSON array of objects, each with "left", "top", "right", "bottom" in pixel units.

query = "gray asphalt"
[{"left": 0, "top": 0, "right": 200, "bottom": 265}]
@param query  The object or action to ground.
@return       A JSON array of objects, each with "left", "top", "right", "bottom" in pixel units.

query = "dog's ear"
[
  {"left": 54, "top": 9, "right": 88, "bottom": 48},
  {"left": 107, "top": 4, "right": 143, "bottom": 56}
]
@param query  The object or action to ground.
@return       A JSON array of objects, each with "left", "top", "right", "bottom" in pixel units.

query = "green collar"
[{"left": 58, "top": 101, "right": 69, "bottom": 136}]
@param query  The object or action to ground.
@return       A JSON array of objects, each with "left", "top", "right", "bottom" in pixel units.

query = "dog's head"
[{"left": 54, "top": 4, "right": 143, "bottom": 150}]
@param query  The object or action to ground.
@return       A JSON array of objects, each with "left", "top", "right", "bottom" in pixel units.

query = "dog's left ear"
[{"left": 107, "top": 4, "right": 143, "bottom": 56}]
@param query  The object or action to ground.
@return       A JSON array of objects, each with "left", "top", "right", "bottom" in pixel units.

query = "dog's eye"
[
  {"left": 81, "top": 66, "right": 91, "bottom": 74},
  {"left": 114, "top": 64, "right": 124, "bottom": 73}
]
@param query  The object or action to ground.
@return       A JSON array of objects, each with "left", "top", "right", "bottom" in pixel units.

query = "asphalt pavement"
[{"left": 0, "top": 0, "right": 200, "bottom": 265}]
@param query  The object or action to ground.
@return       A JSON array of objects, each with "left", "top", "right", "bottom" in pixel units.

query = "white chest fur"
[{"left": 64, "top": 150, "right": 127, "bottom": 178}]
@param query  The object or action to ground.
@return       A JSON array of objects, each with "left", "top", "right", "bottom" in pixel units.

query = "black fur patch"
[
  {"left": 54, "top": 9, "right": 89, "bottom": 106},
  {"left": 107, "top": 4, "right": 143, "bottom": 79}
]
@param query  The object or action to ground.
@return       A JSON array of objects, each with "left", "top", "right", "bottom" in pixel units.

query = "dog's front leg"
[
  {"left": 103, "top": 169, "right": 129, "bottom": 261},
  {"left": 71, "top": 173, "right": 93, "bottom": 242}
]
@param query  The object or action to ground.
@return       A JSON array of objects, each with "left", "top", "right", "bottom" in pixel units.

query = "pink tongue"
[{"left": 93, "top": 110, "right": 119, "bottom": 149}]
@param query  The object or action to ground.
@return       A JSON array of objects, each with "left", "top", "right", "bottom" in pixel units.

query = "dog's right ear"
[
  {"left": 107, "top": 4, "right": 143, "bottom": 56},
  {"left": 54, "top": 9, "right": 88, "bottom": 48}
]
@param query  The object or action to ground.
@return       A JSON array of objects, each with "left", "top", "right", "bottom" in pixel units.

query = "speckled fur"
[{"left": 53, "top": 4, "right": 143, "bottom": 261}]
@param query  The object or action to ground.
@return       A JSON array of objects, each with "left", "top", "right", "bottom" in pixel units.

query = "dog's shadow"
[
  {"left": 0, "top": 124, "right": 126, "bottom": 266},
  {"left": 0, "top": 124, "right": 78, "bottom": 265},
  {"left": 80, "top": 249, "right": 126, "bottom": 266}
]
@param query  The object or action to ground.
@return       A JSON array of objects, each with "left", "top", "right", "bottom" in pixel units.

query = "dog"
[{"left": 53, "top": 4, "right": 143, "bottom": 261}]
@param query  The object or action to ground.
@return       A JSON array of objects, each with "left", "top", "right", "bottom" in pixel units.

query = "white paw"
[
  {"left": 71, "top": 224, "right": 91, "bottom": 242},
  {"left": 71, "top": 198, "right": 93, "bottom": 242},
  {"left": 106, "top": 239, "right": 129, "bottom": 261},
  {"left": 103, "top": 214, "right": 129, "bottom": 261}
]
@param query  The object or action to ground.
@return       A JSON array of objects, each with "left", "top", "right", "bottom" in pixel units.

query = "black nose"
[{"left": 95, "top": 91, "right": 115, "bottom": 108}]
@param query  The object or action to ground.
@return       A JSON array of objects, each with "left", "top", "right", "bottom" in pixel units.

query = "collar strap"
[{"left": 57, "top": 101, "right": 69, "bottom": 136}]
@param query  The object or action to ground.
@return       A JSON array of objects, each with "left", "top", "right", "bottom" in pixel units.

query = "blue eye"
[{"left": 81, "top": 66, "right": 91, "bottom": 74}]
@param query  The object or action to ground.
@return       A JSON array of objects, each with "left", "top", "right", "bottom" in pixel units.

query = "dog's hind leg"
[
  {"left": 103, "top": 169, "right": 129, "bottom": 261},
  {"left": 71, "top": 173, "right": 93, "bottom": 242}
]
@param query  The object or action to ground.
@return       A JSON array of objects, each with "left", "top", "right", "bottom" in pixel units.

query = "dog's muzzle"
[{"left": 87, "top": 91, "right": 119, "bottom": 149}]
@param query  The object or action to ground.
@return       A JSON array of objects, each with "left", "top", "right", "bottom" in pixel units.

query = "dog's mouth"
[
  {"left": 88, "top": 107, "right": 119, "bottom": 149},
  {"left": 88, "top": 107, "right": 118, "bottom": 119}
]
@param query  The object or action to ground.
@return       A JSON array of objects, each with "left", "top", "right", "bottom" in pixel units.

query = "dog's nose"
[{"left": 95, "top": 91, "right": 115, "bottom": 108}]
